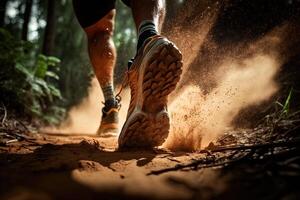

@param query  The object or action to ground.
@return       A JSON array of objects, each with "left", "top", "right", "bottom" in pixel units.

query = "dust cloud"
[
  {"left": 43, "top": 78, "right": 130, "bottom": 135},
  {"left": 164, "top": 1, "right": 221, "bottom": 82},
  {"left": 43, "top": 78, "right": 102, "bottom": 134},
  {"left": 164, "top": 21, "right": 289, "bottom": 151},
  {"left": 165, "top": 54, "right": 280, "bottom": 151}
]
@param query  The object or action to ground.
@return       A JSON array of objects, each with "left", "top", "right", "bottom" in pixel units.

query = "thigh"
[{"left": 73, "top": 0, "right": 116, "bottom": 28}]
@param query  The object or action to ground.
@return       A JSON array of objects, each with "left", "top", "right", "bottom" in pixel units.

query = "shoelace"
[{"left": 115, "top": 58, "right": 135, "bottom": 105}]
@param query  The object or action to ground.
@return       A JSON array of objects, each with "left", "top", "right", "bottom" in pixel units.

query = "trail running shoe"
[
  {"left": 97, "top": 99, "right": 120, "bottom": 137},
  {"left": 118, "top": 35, "right": 183, "bottom": 149}
]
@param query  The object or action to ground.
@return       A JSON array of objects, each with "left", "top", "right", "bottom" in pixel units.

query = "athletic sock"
[
  {"left": 101, "top": 84, "right": 116, "bottom": 108},
  {"left": 137, "top": 20, "right": 158, "bottom": 51},
  {"left": 127, "top": 21, "right": 158, "bottom": 69}
]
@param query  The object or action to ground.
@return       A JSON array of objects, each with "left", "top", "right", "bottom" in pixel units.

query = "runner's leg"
[{"left": 73, "top": 1, "right": 119, "bottom": 134}]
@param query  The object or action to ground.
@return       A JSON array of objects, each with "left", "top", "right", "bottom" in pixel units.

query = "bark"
[
  {"left": 21, "top": 0, "right": 33, "bottom": 41},
  {"left": 0, "top": 0, "right": 8, "bottom": 27},
  {"left": 42, "top": 0, "right": 56, "bottom": 55}
]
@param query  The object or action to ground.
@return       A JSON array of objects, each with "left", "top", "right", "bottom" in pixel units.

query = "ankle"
[
  {"left": 103, "top": 98, "right": 118, "bottom": 110},
  {"left": 102, "top": 84, "right": 115, "bottom": 102},
  {"left": 137, "top": 20, "right": 158, "bottom": 52}
]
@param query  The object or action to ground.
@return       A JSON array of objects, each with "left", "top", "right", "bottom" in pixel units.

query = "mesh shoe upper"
[{"left": 97, "top": 99, "right": 120, "bottom": 135}]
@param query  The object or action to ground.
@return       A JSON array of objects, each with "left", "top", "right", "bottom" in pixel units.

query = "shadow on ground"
[
  {"left": 0, "top": 139, "right": 161, "bottom": 200},
  {"left": 1, "top": 134, "right": 300, "bottom": 200}
]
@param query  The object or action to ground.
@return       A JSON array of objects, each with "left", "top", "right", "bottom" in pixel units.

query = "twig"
[
  {"left": 167, "top": 157, "right": 181, "bottom": 163},
  {"left": 282, "top": 125, "right": 300, "bottom": 136},
  {"left": 5, "top": 139, "right": 19, "bottom": 144},
  {"left": 209, "top": 139, "right": 300, "bottom": 152},
  {"left": 1, "top": 102, "right": 7, "bottom": 125},
  {"left": 16, "top": 119, "right": 30, "bottom": 132},
  {"left": 147, "top": 154, "right": 245, "bottom": 176},
  {"left": 147, "top": 139, "right": 300, "bottom": 176},
  {"left": 12, "top": 132, "right": 33, "bottom": 140},
  {"left": 0, "top": 131, "right": 38, "bottom": 145}
]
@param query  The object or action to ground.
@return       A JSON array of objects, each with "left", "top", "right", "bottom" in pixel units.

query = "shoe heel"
[{"left": 118, "top": 111, "right": 170, "bottom": 149}]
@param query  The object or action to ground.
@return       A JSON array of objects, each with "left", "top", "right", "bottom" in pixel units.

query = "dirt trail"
[
  {"left": 0, "top": 133, "right": 225, "bottom": 200},
  {"left": 1, "top": 129, "right": 300, "bottom": 200}
]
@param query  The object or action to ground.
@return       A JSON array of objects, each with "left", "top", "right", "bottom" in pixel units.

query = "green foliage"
[
  {"left": 1, "top": 0, "right": 138, "bottom": 125},
  {"left": 282, "top": 88, "right": 293, "bottom": 116},
  {"left": 52, "top": 0, "right": 93, "bottom": 109},
  {"left": 275, "top": 87, "right": 293, "bottom": 117},
  {"left": 3, "top": 0, "right": 137, "bottom": 106},
  {"left": 113, "top": 1, "right": 137, "bottom": 84},
  {"left": 0, "top": 28, "right": 65, "bottom": 124}
]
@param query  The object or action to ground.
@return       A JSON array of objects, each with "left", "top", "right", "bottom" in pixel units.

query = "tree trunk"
[
  {"left": 0, "top": 0, "right": 8, "bottom": 27},
  {"left": 21, "top": 0, "right": 33, "bottom": 41},
  {"left": 42, "top": 0, "right": 56, "bottom": 56}
]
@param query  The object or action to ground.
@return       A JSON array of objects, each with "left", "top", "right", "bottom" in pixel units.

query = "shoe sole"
[
  {"left": 118, "top": 38, "right": 183, "bottom": 149},
  {"left": 97, "top": 124, "right": 118, "bottom": 137}
]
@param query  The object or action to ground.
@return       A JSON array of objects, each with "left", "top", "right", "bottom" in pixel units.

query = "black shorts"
[{"left": 72, "top": 0, "right": 130, "bottom": 28}]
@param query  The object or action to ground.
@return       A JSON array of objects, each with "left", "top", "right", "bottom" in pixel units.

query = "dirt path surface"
[
  {"left": 0, "top": 133, "right": 299, "bottom": 200},
  {"left": 0, "top": 133, "right": 218, "bottom": 200}
]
